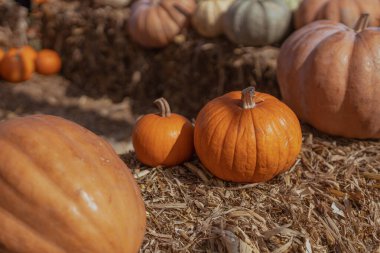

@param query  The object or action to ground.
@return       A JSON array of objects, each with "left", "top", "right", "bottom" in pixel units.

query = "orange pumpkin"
[
  {"left": 295, "top": 0, "right": 380, "bottom": 29},
  {"left": 128, "top": 0, "right": 196, "bottom": 48},
  {"left": 0, "top": 48, "right": 4, "bottom": 62},
  {"left": 33, "top": 0, "right": 48, "bottom": 4},
  {"left": 0, "top": 47, "right": 35, "bottom": 83},
  {"left": 132, "top": 97, "right": 194, "bottom": 167},
  {"left": 277, "top": 14, "right": 380, "bottom": 139},
  {"left": 36, "top": 49, "right": 62, "bottom": 75},
  {"left": 194, "top": 87, "right": 302, "bottom": 183},
  {"left": 22, "top": 45, "right": 37, "bottom": 62},
  {"left": 0, "top": 114, "right": 146, "bottom": 253}
]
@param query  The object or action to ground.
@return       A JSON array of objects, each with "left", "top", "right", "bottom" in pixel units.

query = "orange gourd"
[
  {"left": 128, "top": 0, "right": 196, "bottom": 48},
  {"left": 194, "top": 87, "right": 302, "bottom": 183},
  {"left": 295, "top": 0, "right": 380, "bottom": 29},
  {"left": 36, "top": 49, "right": 62, "bottom": 75},
  {"left": 22, "top": 45, "right": 37, "bottom": 62},
  {"left": 132, "top": 98, "right": 194, "bottom": 167},
  {"left": 0, "top": 48, "right": 4, "bottom": 62},
  {"left": 277, "top": 14, "right": 380, "bottom": 138},
  {"left": 0, "top": 47, "right": 35, "bottom": 83},
  {"left": 0, "top": 114, "right": 146, "bottom": 253}
]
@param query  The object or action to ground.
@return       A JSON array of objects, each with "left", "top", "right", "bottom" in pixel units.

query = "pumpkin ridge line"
[
  {"left": 28, "top": 116, "right": 123, "bottom": 251},
  {"left": 159, "top": 2, "right": 181, "bottom": 34},
  {"left": 217, "top": 112, "right": 236, "bottom": 180},
  {"left": 230, "top": 108, "right": 244, "bottom": 179},
  {"left": 249, "top": 108, "right": 258, "bottom": 181},
  {"left": 300, "top": 29, "right": 344, "bottom": 121},
  {"left": 0, "top": 205, "right": 66, "bottom": 253},
  {"left": 0, "top": 139, "right": 87, "bottom": 252}
]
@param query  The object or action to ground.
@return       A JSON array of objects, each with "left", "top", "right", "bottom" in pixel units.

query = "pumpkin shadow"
[{"left": 0, "top": 78, "right": 133, "bottom": 143}]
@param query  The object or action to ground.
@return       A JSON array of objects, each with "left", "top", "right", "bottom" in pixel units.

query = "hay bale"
[
  {"left": 0, "top": 0, "right": 29, "bottom": 47},
  {"left": 40, "top": 0, "right": 280, "bottom": 117}
]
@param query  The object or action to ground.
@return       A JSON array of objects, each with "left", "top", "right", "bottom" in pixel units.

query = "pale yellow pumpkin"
[{"left": 191, "top": 0, "right": 234, "bottom": 38}]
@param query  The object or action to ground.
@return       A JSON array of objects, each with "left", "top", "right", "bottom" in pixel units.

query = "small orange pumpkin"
[
  {"left": 0, "top": 47, "right": 35, "bottom": 83},
  {"left": 35, "top": 49, "right": 62, "bottom": 75},
  {"left": 132, "top": 97, "right": 194, "bottom": 167},
  {"left": 194, "top": 87, "right": 302, "bottom": 183},
  {"left": 22, "top": 45, "right": 37, "bottom": 62}
]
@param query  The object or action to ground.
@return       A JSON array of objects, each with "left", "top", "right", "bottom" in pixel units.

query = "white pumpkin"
[{"left": 192, "top": 0, "right": 234, "bottom": 37}]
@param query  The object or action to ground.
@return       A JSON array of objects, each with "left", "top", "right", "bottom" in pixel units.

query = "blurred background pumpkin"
[
  {"left": 223, "top": 0, "right": 292, "bottom": 46},
  {"left": 191, "top": 0, "right": 234, "bottom": 38}
]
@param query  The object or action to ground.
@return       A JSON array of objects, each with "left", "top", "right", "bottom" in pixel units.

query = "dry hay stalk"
[
  {"left": 123, "top": 126, "right": 380, "bottom": 252},
  {"left": 0, "top": 0, "right": 29, "bottom": 47}
]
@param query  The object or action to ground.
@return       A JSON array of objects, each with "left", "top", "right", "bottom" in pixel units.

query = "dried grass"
[
  {"left": 39, "top": 0, "right": 280, "bottom": 117},
  {"left": 123, "top": 127, "right": 380, "bottom": 253}
]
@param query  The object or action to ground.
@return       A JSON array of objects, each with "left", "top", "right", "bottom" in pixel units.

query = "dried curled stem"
[
  {"left": 154, "top": 97, "right": 171, "bottom": 117},
  {"left": 241, "top": 86, "right": 256, "bottom": 109}
]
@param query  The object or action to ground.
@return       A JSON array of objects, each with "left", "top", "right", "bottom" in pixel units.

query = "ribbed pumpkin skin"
[
  {"left": 132, "top": 113, "right": 194, "bottom": 167},
  {"left": 295, "top": 0, "right": 380, "bottom": 29},
  {"left": 194, "top": 91, "right": 302, "bottom": 183},
  {"left": 36, "top": 49, "right": 62, "bottom": 75},
  {"left": 0, "top": 115, "right": 146, "bottom": 253},
  {"left": 191, "top": 0, "right": 234, "bottom": 38},
  {"left": 223, "top": 0, "right": 291, "bottom": 46},
  {"left": 128, "top": 0, "right": 196, "bottom": 48},
  {"left": 0, "top": 48, "right": 35, "bottom": 83},
  {"left": 277, "top": 19, "right": 380, "bottom": 139}
]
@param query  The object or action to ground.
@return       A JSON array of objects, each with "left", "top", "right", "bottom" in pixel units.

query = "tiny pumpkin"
[
  {"left": 0, "top": 114, "right": 146, "bottom": 253},
  {"left": 35, "top": 49, "right": 62, "bottom": 75},
  {"left": 0, "top": 47, "right": 35, "bottom": 83},
  {"left": 294, "top": 0, "right": 380, "bottom": 29},
  {"left": 191, "top": 0, "right": 234, "bottom": 38},
  {"left": 194, "top": 87, "right": 302, "bottom": 183},
  {"left": 132, "top": 97, "right": 194, "bottom": 167},
  {"left": 128, "top": 0, "right": 196, "bottom": 48},
  {"left": 223, "top": 0, "right": 292, "bottom": 46},
  {"left": 277, "top": 14, "right": 380, "bottom": 138}
]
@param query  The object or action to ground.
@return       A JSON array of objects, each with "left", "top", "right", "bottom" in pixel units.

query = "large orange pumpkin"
[
  {"left": 36, "top": 49, "right": 62, "bottom": 75},
  {"left": 0, "top": 114, "right": 146, "bottom": 253},
  {"left": 128, "top": 0, "right": 196, "bottom": 48},
  {"left": 295, "top": 0, "right": 380, "bottom": 29},
  {"left": 132, "top": 97, "right": 194, "bottom": 167},
  {"left": 0, "top": 47, "right": 35, "bottom": 83},
  {"left": 194, "top": 87, "right": 302, "bottom": 183},
  {"left": 277, "top": 14, "right": 380, "bottom": 139}
]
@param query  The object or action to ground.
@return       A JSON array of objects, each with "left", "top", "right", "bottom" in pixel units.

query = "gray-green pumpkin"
[{"left": 223, "top": 0, "right": 292, "bottom": 46}]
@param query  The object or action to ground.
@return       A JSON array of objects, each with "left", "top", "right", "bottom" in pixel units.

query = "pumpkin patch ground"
[
  {"left": 0, "top": 0, "right": 379, "bottom": 252},
  {"left": 0, "top": 76, "right": 379, "bottom": 252}
]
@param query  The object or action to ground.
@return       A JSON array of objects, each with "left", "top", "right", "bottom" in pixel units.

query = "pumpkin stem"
[
  {"left": 354, "top": 13, "right": 370, "bottom": 33},
  {"left": 241, "top": 86, "right": 256, "bottom": 109},
  {"left": 154, "top": 97, "right": 171, "bottom": 117}
]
